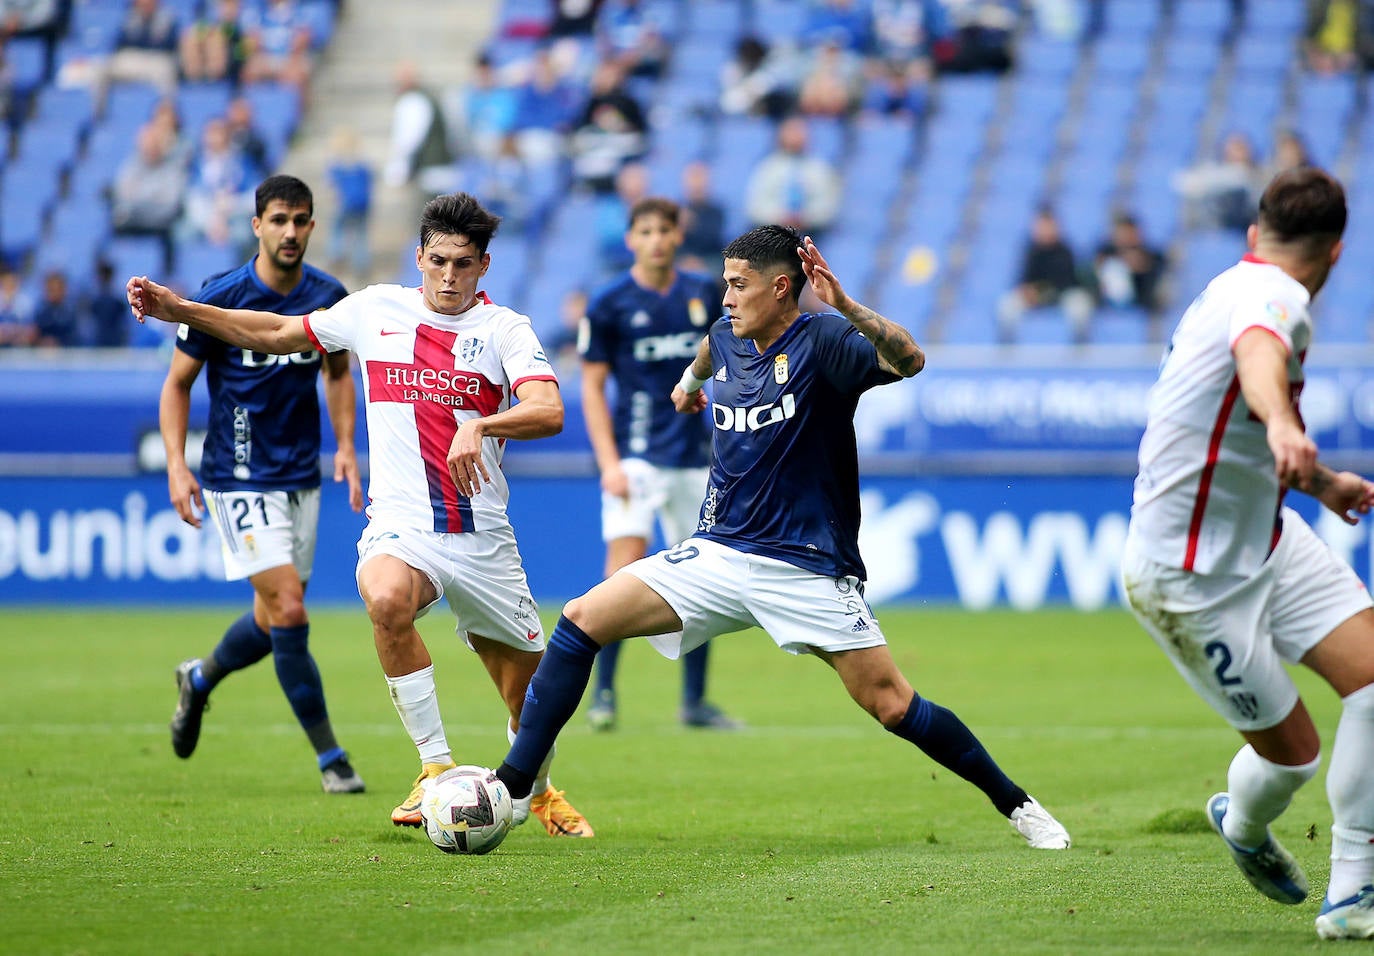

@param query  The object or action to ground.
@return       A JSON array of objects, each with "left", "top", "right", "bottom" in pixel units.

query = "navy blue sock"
[
  {"left": 887, "top": 693, "right": 1029, "bottom": 817},
  {"left": 198, "top": 611, "right": 273, "bottom": 692},
  {"left": 682, "top": 641, "right": 709, "bottom": 707},
  {"left": 594, "top": 640, "right": 621, "bottom": 696},
  {"left": 498, "top": 615, "right": 601, "bottom": 798},
  {"left": 269, "top": 624, "right": 329, "bottom": 731}
]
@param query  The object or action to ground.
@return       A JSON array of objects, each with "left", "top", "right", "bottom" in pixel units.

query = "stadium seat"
[
  {"left": 1171, "top": 0, "right": 1235, "bottom": 39},
  {"left": 5, "top": 37, "right": 49, "bottom": 96},
  {"left": 1018, "top": 36, "right": 1081, "bottom": 80},
  {"left": 1242, "top": 0, "right": 1308, "bottom": 37},
  {"left": 1099, "top": 0, "right": 1163, "bottom": 38},
  {"left": 1161, "top": 37, "right": 1223, "bottom": 77},
  {"left": 1090, "top": 308, "right": 1151, "bottom": 345},
  {"left": 176, "top": 82, "right": 235, "bottom": 141},
  {"left": 1092, "top": 37, "right": 1152, "bottom": 80}
]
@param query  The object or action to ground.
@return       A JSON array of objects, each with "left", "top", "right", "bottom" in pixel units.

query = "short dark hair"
[
  {"left": 1257, "top": 167, "right": 1346, "bottom": 253},
  {"left": 627, "top": 197, "right": 680, "bottom": 229},
  {"left": 420, "top": 192, "right": 502, "bottom": 254},
  {"left": 722, "top": 225, "right": 805, "bottom": 302},
  {"left": 255, "top": 175, "right": 313, "bottom": 217}
]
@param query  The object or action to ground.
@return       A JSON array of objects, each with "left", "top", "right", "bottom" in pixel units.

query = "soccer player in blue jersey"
[
  {"left": 579, "top": 197, "right": 740, "bottom": 731},
  {"left": 160, "top": 174, "right": 367, "bottom": 794},
  {"left": 495, "top": 225, "right": 1072, "bottom": 848}
]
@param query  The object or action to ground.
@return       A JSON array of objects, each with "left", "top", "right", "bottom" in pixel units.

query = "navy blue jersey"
[
  {"left": 580, "top": 270, "right": 716, "bottom": 468},
  {"left": 176, "top": 258, "right": 348, "bottom": 492},
  {"left": 696, "top": 312, "right": 901, "bottom": 579}
]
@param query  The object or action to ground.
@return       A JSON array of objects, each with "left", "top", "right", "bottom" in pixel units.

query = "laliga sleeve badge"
[
  {"left": 688, "top": 297, "right": 708, "bottom": 327},
  {"left": 774, "top": 353, "right": 789, "bottom": 384}
]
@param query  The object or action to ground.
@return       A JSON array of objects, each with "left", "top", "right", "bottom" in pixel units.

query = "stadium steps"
[{"left": 274, "top": 0, "right": 500, "bottom": 288}]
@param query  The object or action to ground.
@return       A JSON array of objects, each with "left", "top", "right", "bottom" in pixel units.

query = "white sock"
[
  {"left": 385, "top": 665, "right": 451, "bottom": 766},
  {"left": 1222, "top": 744, "right": 1319, "bottom": 849},
  {"left": 509, "top": 721, "right": 554, "bottom": 795},
  {"left": 1328, "top": 683, "right": 1374, "bottom": 902}
]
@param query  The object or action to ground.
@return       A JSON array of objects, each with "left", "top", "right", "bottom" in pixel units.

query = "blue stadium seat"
[
  {"left": 106, "top": 235, "right": 168, "bottom": 283},
  {"left": 806, "top": 116, "right": 847, "bottom": 166},
  {"left": 173, "top": 240, "right": 242, "bottom": 295},
  {"left": 31, "top": 86, "right": 96, "bottom": 132},
  {"left": 105, "top": 83, "right": 163, "bottom": 128},
  {"left": 1092, "top": 37, "right": 1151, "bottom": 80},
  {"left": 177, "top": 82, "right": 235, "bottom": 140},
  {"left": 68, "top": 1, "right": 128, "bottom": 52},
  {"left": 1297, "top": 74, "right": 1358, "bottom": 121},
  {"left": 241, "top": 82, "right": 302, "bottom": 157},
  {"left": 14, "top": 120, "right": 83, "bottom": 175},
  {"left": 938, "top": 76, "right": 1002, "bottom": 122},
  {"left": 1242, "top": 0, "right": 1308, "bottom": 37},
  {"left": 1017, "top": 307, "right": 1075, "bottom": 346},
  {"left": 1161, "top": 37, "right": 1222, "bottom": 77},
  {"left": 1100, "top": 0, "right": 1163, "bottom": 37},
  {"left": 1232, "top": 32, "right": 1297, "bottom": 75},
  {"left": 1090, "top": 309, "right": 1151, "bottom": 345},
  {"left": 1171, "top": 0, "right": 1235, "bottom": 39},
  {"left": 6, "top": 36, "right": 50, "bottom": 96},
  {"left": 1017, "top": 36, "right": 1081, "bottom": 80}
]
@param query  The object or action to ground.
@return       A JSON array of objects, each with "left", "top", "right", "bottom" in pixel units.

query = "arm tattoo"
[
  {"left": 841, "top": 301, "right": 925, "bottom": 377},
  {"left": 1308, "top": 465, "right": 1333, "bottom": 495}
]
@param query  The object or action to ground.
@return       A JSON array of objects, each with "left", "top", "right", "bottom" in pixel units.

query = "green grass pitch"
[{"left": 0, "top": 606, "right": 1343, "bottom": 954}]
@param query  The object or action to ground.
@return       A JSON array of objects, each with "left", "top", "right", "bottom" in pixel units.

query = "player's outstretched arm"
[
  {"left": 127, "top": 275, "right": 314, "bottom": 354},
  {"left": 797, "top": 236, "right": 924, "bottom": 378}
]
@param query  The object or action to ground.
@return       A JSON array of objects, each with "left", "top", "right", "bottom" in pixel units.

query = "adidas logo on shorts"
[{"left": 851, "top": 618, "right": 870, "bottom": 632}]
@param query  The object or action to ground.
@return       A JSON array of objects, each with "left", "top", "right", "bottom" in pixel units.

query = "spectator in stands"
[
  {"left": 569, "top": 60, "right": 649, "bottom": 194},
  {"left": 745, "top": 115, "right": 842, "bottom": 239},
  {"left": 0, "top": 265, "right": 36, "bottom": 347},
  {"left": 1174, "top": 132, "right": 1265, "bottom": 233},
  {"left": 1091, "top": 212, "right": 1166, "bottom": 316},
  {"left": 679, "top": 160, "right": 726, "bottom": 272},
  {"left": 183, "top": 117, "right": 257, "bottom": 250},
  {"left": 384, "top": 61, "right": 456, "bottom": 201},
  {"left": 239, "top": 0, "right": 313, "bottom": 95},
  {"left": 110, "top": 121, "right": 189, "bottom": 272},
  {"left": 797, "top": 37, "right": 865, "bottom": 117},
  {"left": 871, "top": 0, "right": 951, "bottom": 64},
  {"left": 719, "top": 35, "right": 796, "bottom": 120},
  {"left": 862, "top": 56, "right": 932, "bottom": 118},
  {"left": 179, "top": 0, "right": 245, "bottom": 86},
  {"left": 225, "top": 95, "right": 270, "bottom": 176},
  {"left": 150, "top": 96, "right": 194, "bottom": 168},
  {"left": 0, "top": 0, "right": 65, "bottom": 78},
  {"left": 550, "top": 0, "right": 606, "bottom": 38},
  {"left": 103, "top": 0, "right": 179, "bottom": 99},
  {"left": 472, "top": 133, "right": 532, "bottom": 234},
  {"left": 83, "top": 259, "right": 130, "bottom": 348},
  {"left": 458, "top": 52, "right": 519, "bottom": 162},
  {"left": 933, "top": 0, "right": 1016, "bottom": 74},
  {"left": 548, "top": 286, "right": 586, "bottom": 381},
  {"left": 996, "top": 205, "right": 1094, "bottom": 344},
  {"left": 512, "top": 46, "right": 579, "bottom": 167},
  {"left": 31, "top": 269, "right": 81, "bottom": 348},
  {"left": 593, "top": 160, "right": 649, "bottom": 274},
  {"left": 326, "top": 125, "right": 373, "bottom": 279},
  {"left": 1265, "top": 129, "right": 1314, "bottom": 180},
  {"left": 1304, "top": 0, "right": 1363, "bottom": 74},
  {"left": 597, "top": 0, "right": 670, "bottom": 79}
]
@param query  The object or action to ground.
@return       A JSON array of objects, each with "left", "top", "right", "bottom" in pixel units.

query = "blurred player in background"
[
  {"left": 1121, "top": 167, "right": 1374, "bottom": 940},
  {"left": 134, "top": 192, "right": 593, "bottom": 838},
  {"left": 161, "top": 174, "right": 366, "bottom": 793},
  {"left": 579, "top": 197, "right": 740, "bottom": 731},
  {"left": 493, "top": 224, "right": 1072, "bottom": 850}
]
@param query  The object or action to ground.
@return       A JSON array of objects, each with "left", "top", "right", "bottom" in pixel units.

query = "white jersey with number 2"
[
  {"left": 303, "top": 285, "right": 558, "bottom": 534},
  {"left": 1129, "top": 255, "right": 1312, "bottom": 576}
]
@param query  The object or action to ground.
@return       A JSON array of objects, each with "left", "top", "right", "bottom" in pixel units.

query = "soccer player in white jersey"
[
  {"left": 1122, "top": 167, "right": 1374, "bottom": 939},
  {"left": 493, "top": 224, "right": 1071, "bottom": 850},
  {"left": 128, "top": 192, "right": 593, "bottom": 839}
]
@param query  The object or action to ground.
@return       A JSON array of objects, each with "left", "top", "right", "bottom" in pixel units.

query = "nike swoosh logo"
[
  {"left": 380, "top": 329, "right": 408, "bottom": 336},
  {"left": 525, "top": 630, "right": 539, "bottom": 642}
]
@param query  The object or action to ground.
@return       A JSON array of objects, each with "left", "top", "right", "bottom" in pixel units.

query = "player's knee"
[
  {"left": 562, "top": 595, "right": 592, "bottom": 631},
  {"left": 268, "top": 597, "right": 307, "bottom": 629},
  {"left": 364, "top": 586, "right": 416, "bottom": 633}
]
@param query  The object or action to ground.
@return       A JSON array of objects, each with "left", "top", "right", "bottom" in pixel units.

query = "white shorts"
[
  {"left": 355, "top": 519, "right": 544, "bottom": 654},
  {"left": 205, "top": 487, "right": 319, "bottom": 582},
  {"left": 1122, "top": 508, "right": 1372, "bottom": 731},
  {"left": 623, "top": 537, "right": 887, "bottom": 660},
  {"left": 601, "top": 459, "right": 709, "bottom": 545}
]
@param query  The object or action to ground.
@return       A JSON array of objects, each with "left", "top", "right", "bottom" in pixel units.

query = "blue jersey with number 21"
[{"left": 694, "top": 311, "right": 900, "bottom": 580}]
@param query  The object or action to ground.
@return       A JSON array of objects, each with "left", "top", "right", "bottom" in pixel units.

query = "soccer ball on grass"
[{"left": 420, "top": 765, "right": 513, "bottom": 855}]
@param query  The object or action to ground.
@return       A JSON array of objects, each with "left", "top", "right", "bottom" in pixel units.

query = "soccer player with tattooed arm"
[{"left": 491, "top": 224, "right": 1072, "bottom": 850}]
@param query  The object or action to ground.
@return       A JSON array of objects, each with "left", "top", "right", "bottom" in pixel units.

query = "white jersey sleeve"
[{"left": 1129, "top": 257, "right": 1312, "bottom": 575}]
